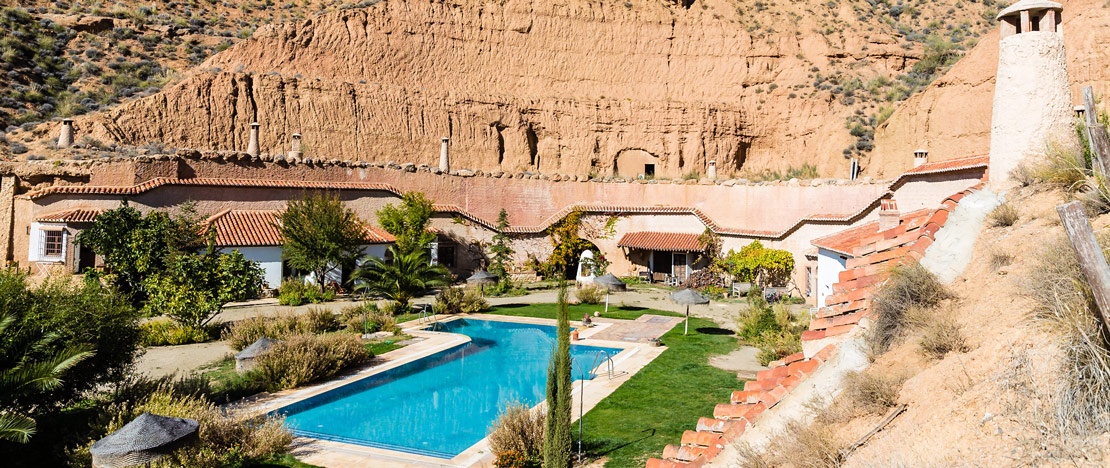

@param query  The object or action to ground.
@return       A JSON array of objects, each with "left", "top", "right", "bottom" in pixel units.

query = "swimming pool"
[{"left": 274, "top": 318, "right": 622, "bottom": 459}]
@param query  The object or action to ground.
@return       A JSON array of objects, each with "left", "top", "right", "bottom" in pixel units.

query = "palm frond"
[{"left": 0, "top": 412, "right": 37, "bottom": 443}]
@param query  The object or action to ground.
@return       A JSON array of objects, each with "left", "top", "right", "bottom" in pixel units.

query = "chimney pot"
[
  {"left": 58, "top": 118, "right": 74, "bottom": 148},
  {"left": 288, "top": 133, "right": 302, "bottom": 159},
  {"left": 879, "top": 197, "right": 900, "bottom": 231},
  {"left": 247, "top": 122, "right": 260, "bottom": 157},
  {"left": 913, "top": 149, "right": 928, "bottom": 168},
  {"left": 439, "top": 137, "right": 450, "bottom": 173}
]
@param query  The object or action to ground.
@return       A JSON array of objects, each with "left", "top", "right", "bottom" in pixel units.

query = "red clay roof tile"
[
  {"left": 203, "top": 209, "right": 396, "bottom": 247},
  {"left": 617, "top": 232, "right": 704, "bottom": 252},
  {"left": 35, "top": 208, "right": 103, "bottom": 223}
]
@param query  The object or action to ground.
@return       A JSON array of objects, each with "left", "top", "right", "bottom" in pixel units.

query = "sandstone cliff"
[{"left": 62, "top": 0, "right": 995, "bottom": 178}]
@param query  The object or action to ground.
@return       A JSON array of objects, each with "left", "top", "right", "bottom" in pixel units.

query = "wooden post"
[
  {"left": 1056, "top": 201, "right": 1110, "bottom": 337},
  {"left": 1082, "top": 86, "right": 1110, "bottom": 178}
]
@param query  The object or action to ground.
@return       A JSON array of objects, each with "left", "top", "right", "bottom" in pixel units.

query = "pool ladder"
[
  {"left": 415, "top": 303, "right": 437, "bottom": 325},
  {"left": 589, "top": 350, "right": 615, "bottom": 380}
]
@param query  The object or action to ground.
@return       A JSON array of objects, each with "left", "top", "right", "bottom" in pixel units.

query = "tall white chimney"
[
  {"left": 439, "top": 137, "right": 450, "bottom": 172},
  {"left": 247, "top": 122, "right": 260, "bottom": 157}
]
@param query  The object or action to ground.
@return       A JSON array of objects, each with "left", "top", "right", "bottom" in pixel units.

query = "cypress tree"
[{"left": 543, "top": 283, "right": 574, "bottom": 468}]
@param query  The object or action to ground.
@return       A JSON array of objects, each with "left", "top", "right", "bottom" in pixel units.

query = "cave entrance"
[{"left": 645, "top": 164, "right": 656, "bottom": 178}]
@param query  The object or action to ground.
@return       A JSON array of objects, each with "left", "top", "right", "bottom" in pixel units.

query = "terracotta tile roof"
[
  {"left": 899, "top": 154, "right": 989, "bottom": 177},
  {"left": 204, "top": 210, "right": 284, "bottom": 247},
  {"left": 203, "top": 209, "right": 397, "bottom": 247},
  {"left": 617, "top": 232, "right": 704, "bottom": 252},
  {"left": 23, "top": 177, "right": 399, "bottom": 199},
  {"left": 361, "top": 225, "right": 396, "bottom": 244},
  {"left": 35, "top": 208, "right": 102, "bottom": 223},
  {"left": 810, "top": 208, "right": 934, "bottom": 257}
]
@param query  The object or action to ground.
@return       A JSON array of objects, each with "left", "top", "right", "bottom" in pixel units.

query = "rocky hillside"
[{"left": 1, "top": 0, "right": 1001, "bottom": 178}]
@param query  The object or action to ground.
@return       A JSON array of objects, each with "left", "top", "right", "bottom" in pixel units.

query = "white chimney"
[
  {"left": 289, "top": 133, "right": 302, "bottom": 159},
  {"left": 439, "top": 137, "right": 450, "bottom": 172},
  {"left": 913, "top": 149, "right": 928, "bottom": 168},
  {"left": 58, "top": 118, "right": 74, "bottom": 148},
  {"left": 247, "top": 122, "right": 260, "bottom": 157},
  {"left": 707, "top": 160, "right": 717, "bottom": 181}
]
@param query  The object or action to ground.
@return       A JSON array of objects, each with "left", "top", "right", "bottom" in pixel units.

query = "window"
[
  {"left": 644, "top": 164, "right": 656, "bottom": 177},
  {"left": 42, "top": 229, "right": 64, "bottom": 259},
  {"left": 438, "top": 244, "right": 456, "bottom": 268}
]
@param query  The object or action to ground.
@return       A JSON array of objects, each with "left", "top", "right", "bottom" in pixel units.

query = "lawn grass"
[
  {"left": 484, "top": 303, "right": 683, "bottom": 321},
  {"left": 365, "top": 335, "right": 409, "bottom": 356},
  {"left": 579, "top": 316, "right": 742, "bottom": 467},
  {"left": 259, "top": 454, "right": 323, "bottom": 467}
]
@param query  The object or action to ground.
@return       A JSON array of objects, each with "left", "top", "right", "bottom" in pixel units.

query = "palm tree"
[
  {"left": 351, "top": 246, "right": 450, "bottom": 310},
  {"left": 0, "top": 309, "right": 94, "bottom": 443}
]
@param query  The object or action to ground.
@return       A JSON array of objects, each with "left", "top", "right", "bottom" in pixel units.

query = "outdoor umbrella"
[
  {"left": 593, "top": 273, "right": 627, "bottom": 314},
  {"left": 466, "top": 270, "right": 499, "bottom": 295},
  {"left": 670, "top": 288, "right": 709, "bottom": 335},
  {"left": 90, "top": 412, "right": 199, "bottom": 468}
]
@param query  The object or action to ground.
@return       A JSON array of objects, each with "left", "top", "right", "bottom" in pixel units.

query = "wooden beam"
[
  {"left": 1083, "top": 86, "right": 1109, "bottom": 178},
  {"left": 1056, "top": 201, "right": 1110, "bottom": 337}
]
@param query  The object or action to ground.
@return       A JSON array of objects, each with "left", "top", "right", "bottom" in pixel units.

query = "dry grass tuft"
[
  {"left": 989, "top": 250, "right": 1014, "bottom": 271},
  {"left": 988, "top": 202, "right": 1019, "bottom": 227},
  {"left": 839, "top": 371, "right": 905, "bottom": 416},
  {"left": 904, "top": 306, "right": 971, "bottom": 360},
  {"left": 487, "top": 401, "right": 545, "bottom": 463},
  {"left": 868, "top": 263, "right": 953, "bottom": 355},
  {"left": 1025, "top": 234, "right": 1110, "bottom": 436},
  {"left": 737, "top": 419, "right": 844, "bottom": 468}
]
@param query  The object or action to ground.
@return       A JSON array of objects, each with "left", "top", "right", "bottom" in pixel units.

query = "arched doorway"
[{"left": 614, "top": 149, "right": 660, "bottom": 179}]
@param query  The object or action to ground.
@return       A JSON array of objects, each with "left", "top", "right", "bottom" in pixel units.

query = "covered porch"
[{"left": 616, "top": 231, "right": 705, "bottom": 285}]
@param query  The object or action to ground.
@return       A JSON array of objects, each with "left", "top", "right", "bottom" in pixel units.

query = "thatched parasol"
[
  {"left": 670, "top": 288, "right": 710, "bottom": 335},
  {"left": 466, "top": 270, "right": 499, "bottom": 295},
  {"left": 90, "top": 412, "right": 199, "bottom": 468}
]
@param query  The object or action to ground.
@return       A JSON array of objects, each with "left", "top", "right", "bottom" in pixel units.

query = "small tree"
[
  {"left": 542, "top": 284, "right": 573, "bottom": 468},
  {"left": 377, "top": 192, "right": 436, "bottom": 255},
  {"left": 143, "top": 249, "right": 264, "bottom": 330},
  {"left": 351, "top": 246, "right": 450, "bottom": 310},
  {"left": 717, "top": 241, "right": 796, "bottom": 288},
  {"left": 76, "top": 201, "right": 207, "bottom": 305},
  {"left": 279, "top": 192, "right": 367, "bottom": 285},
  {"left": 489, "top": 209, "right": 515, "bottom": 285}
]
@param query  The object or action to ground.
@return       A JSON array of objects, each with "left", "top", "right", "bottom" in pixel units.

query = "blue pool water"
[{"left": 274, "top": 318, "right": 621, "bottom": 459}]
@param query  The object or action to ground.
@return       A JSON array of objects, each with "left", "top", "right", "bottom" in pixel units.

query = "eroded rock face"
[{"left": 72, "top": 0, "right": 971, "bottom": 177}]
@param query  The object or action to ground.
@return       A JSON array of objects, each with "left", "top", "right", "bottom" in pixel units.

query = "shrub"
[
  {"left": 222, "top": 309, "right": 341, "bottom": 350},
  {"left": 140, "top": 320, "right": 214, "bottom": 346},
  {"left": 989, "top": 250, "right": 1014, "bottom": 271},
  {"left": 341, "top": 304, "right": 398, "bottom": 334},
  {"left": 277, "top": 278, "right": 310, "bottom": 306},
  {"left": 71, "top": 386, "right": 291, "bottom": 467},
  {"left": 434, "top": 287, "right": 490, "bottom": 314},
  {"left": 488, "top": 402, "right": 545, "bottom": 467},
  {"left": 379, "top": 300, "right": 405, "bottom": 316},
  {"left": 252, "top": 333, "right": 370, "bottom": 391},
  {"left": 574, "top": 285, "right": 605, "bottom": 305},
  {"left": 988, "top": 202, "right": 1019, "bottom": 227},
  {"left": 738, "top": 293, "right": 808, "bottom": 364},
  {"left": 868, "top": 263, "right": 952, "bottom": 354}
]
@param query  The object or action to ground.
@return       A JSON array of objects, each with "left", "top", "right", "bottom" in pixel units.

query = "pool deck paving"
[{"left": 267, "top": 314, "right": 676, "bottom": 468}]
